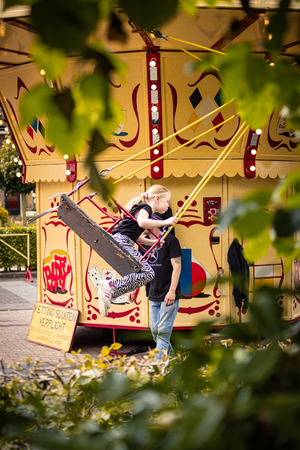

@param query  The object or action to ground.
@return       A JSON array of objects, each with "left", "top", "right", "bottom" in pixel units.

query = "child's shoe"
[{"left": 98, "top": 280, "right": 114, "bottom": 317}]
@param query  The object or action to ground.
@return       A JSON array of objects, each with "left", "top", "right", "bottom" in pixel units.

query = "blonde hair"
[{"left": 125, "top": 185, "right": 171, "bottom": 211}]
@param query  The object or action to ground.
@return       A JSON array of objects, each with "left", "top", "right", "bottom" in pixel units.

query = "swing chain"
[
  {"left": 99, "top": 167, "right": 114, "bottom": 177},
  {"left": 48, "top": 192, "right": 64, "bottom": 200}
]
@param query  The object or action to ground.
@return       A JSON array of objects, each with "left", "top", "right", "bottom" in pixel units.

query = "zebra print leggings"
[{"left": 111, "top": 233, "right": 155, "bottom": 298}]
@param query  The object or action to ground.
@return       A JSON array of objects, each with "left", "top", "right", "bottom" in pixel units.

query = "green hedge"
[{"left": 0, "top": 226, "right": 37, "bottom": 271}]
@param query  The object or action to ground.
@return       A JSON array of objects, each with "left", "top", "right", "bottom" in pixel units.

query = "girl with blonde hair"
[{"left": 98, "top": 185, "right": 177, "bottom": 316}]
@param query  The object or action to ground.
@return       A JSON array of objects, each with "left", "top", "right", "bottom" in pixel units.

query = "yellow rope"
[
  {"left": 165, "top": 37, "right": 220, "bottom": 72},
  {"left": 164, "top": 38, "right": 203, "bottom": 62},
  {"left": 113, "top": 114, "right": 237, "bottom": 185},
  {"left": 102, "top": 98, "right": 235, "bottom": 175},
  {"left": 163, "top": 122, "right": 249, "bottom": 238},
  {"left": 176, "top": 122, "right": 248, "bottom": 218},
  {"left": 167, "top": 35, "right": 225, "bottom": 56}
]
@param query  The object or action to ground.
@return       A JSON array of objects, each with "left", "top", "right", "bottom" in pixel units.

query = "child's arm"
[
  {"left": 137, "top": 235, "right": 164, "bottom": 247},
  {"left": 137, "top": 209, "right": 177, "bottom": 229}
]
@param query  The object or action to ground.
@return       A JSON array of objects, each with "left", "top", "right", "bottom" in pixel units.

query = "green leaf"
[
  {"left": 274, "top": 208, "right": 300, "bottom": 237},
  {"left": 20, "top": 84, "right": 54, "bottom": 127},
  {"left": 243, "top": 189, "right": 272, "bottom": 206},
  {"left": 31, "top": 0, "right": 99, "bottom": 52},
  {"left": 233, "top": 209, "right": 271, "bottom": 240},
  {"left": 243, "top": 229, "right": 271, "bottom": 262},
  {"left": 178, "top": 0, "right": 198, "bottom": 16},
  {"left": 266, "top": 0, "right": 290, "bottom": 53},
  {"left": 23, "top": 394, "right": 46, "bottom": 414},
  {"left": 273, "top": 235, "right": 296, "bottom": 256},
  {"left": 250, "top": 286, "right": 283, "bottom": 341},
  {"left": 31, "top": 38, "right": 66, "bottom": 80},
  {"left": 120, "top": 0, "right": 179, "bottom": 30},
  {"left": 238, "top": 81, "right": 280, "bottom": 129},
  {"left": 88, "top": 160, "right": 115, "bottom": 201},
  {"left": 46, "top": 111, "right": 89, "bottom": 155},
  {"left": 53, "top": 89, "right": 75, "bottom": 124},
  {"left": 86, "top": 41, "right": 127, "bottom": 78}
]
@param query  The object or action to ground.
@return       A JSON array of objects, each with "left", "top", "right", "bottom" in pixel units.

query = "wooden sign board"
[{"left": 28, "top": 302, "right": 79, "bottom": 352}]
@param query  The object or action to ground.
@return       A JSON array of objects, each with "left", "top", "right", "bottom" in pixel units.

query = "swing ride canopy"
[{"left": 0, "top": 3, "right": 300, "bottom": 184}]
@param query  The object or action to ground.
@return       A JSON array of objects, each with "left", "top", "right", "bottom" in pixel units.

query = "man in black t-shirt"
[{"left": 147, "top": 215, "right": 182, "bottom": 360}]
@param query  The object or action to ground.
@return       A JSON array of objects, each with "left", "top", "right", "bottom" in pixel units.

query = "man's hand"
[{"left": 164, "top": 289, "right": 176, "bottom": 306}]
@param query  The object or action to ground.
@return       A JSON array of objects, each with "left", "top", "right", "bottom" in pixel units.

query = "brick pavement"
[{"left": 0, "top": 276, "right": 150, "bottom": 367}]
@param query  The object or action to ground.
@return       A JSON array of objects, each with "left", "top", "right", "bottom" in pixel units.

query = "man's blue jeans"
[{"left": 149, "top": 299, "right": 180, "bottom": 360}]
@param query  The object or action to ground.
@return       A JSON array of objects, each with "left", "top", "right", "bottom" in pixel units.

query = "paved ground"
[{"left": 0, "top": 275, "right": 152, "bottom": 367}]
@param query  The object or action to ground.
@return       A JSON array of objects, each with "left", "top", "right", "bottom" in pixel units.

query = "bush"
[
  {"left": 1, "top": 287, "right": 300, "bottom": 450},
  {"left": 0, "top": 225, "right": 36, "bottom": 271},
  {"left": 0, "top": 204, "right": 8, "bottom": 225}
]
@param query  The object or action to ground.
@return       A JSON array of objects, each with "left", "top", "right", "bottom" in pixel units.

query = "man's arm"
[{"left": 164, "top": 256, "right": 181, "bottom": 306}]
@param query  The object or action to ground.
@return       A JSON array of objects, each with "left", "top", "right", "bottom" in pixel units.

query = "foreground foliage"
[
  {"left": 1, "top": 286, "right": 300, "bottom": 449},
  {"left": 3, "top": 0, "right": 299, "bottom": 197}
]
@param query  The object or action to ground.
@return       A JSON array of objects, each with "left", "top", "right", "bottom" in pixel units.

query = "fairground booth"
[{"left": 0, "top": 3, "right": 300, "bottom": 338}]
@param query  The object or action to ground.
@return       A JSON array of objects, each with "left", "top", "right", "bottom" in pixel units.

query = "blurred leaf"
[
  {"left": 233, "top": 209, "right": 271, "bottom": 239},
  {"left": 20, "top": 84, "right": 54, "bottom": 127},
  {"left": 273, "top": 235, "right": 295, "bottom": 256},
  {"left": 274, "top": 208, "right": 300, "bottom": 237},
  {"left": 273, "top": 169, "right": 300, "bottom": 201},
  {"left": 88, "top": 160, "right": 114, "bottom": 201},
  {"left": 87, "top": 41, "right": 127, "bottom": 78},
  {"left": 53, "top": 89, "right": 74, "bottom": 124},
  {"left": 178, "top": 0, "right": 198, "bottom": 16},
  {"left": 31, "top": 38, "right": 66, "bottom": 80},
  {"left": 243, "top": 229, "right": 271, "bottom": 262},
  {"left": 237, "top": 343, "right": 281, "bottom": 384},
  {"left": 107, "top": 12, "right": 127, "bottom": 42},
  {"left": 101, "top": 373, "right": 131, "bottom": 401},
  {"left": 133, "top": 389, "right": 163, "bottom": 415},
  {"left": 31, "top": 0, "right": 99, "bottom": 52},
  {"left": 46, "top": 111, "right": 89, "bottom": 155},
  {"left": 266, "top": 0, "right": 290, "bottom": 53},
  {"left": 174, "top": 395, "right": 227, "bottom": 448},
  {"left": 98, "top": 0, "right": 115, "bottom": 19},
  {"left": 250, "top": 287, "right": 283, "bottom": 341},
  {"left": 23, "top": 394, "right": 46, "bottom": 415},
  {"left": 120, "top": 0, "right": 179, "bottom": 30},
  {"left": 238, "top": 80, "right": 280, "bottom": 129},
  {"left": 244, "top": 189, "right": 272, "bottom": 205}
]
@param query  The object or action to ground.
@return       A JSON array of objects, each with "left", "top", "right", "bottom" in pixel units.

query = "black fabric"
[
  {"left": 148, "top": 234, "right": 182, "bottom": 302},
  {"left": 112, "top": 204, "right": 152, "bottom": 242},
  {"left": 227, "top": 238, "right": 249, "bottom": 309}
]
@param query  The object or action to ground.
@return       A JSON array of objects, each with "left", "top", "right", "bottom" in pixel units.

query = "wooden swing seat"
[{"left": 58, "top": 194, "right": 142, "bottom": 276}]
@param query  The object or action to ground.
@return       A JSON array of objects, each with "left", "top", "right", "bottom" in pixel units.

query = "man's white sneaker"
[{"left": 98, "top": 280, "right": 113, "bottom": 317}]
